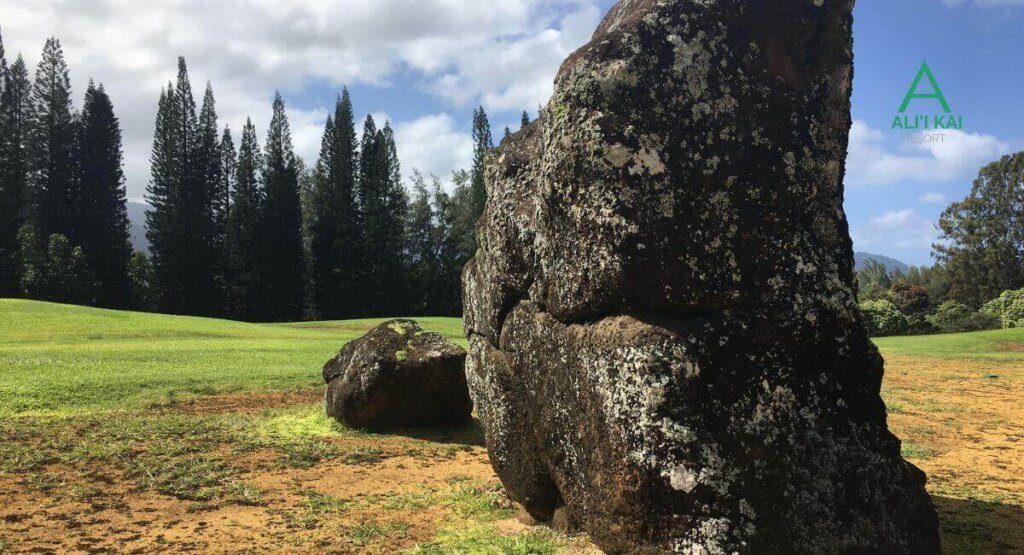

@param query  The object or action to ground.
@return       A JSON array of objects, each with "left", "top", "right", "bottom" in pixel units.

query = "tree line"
[
  {"left": 0, "top": 30, "right": 525, "bottom": 321},
  {"left": 856, "top": 151, "right": 1024, "bottom": 336},
  {"left": 0, "top": 33, "right": 132, "bottom": 307}
]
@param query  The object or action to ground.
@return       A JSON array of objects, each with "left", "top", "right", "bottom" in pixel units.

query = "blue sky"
[
  {"left": 847, "top": 0, "right": 1024, "bottom": 265},
  {"left": 1, "top": 0, "right": 1022, "bottom": 266}
]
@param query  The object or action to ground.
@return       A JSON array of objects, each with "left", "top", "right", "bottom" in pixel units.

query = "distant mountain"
[
  {"left": 854, "top": 252, "right": 910, "bottom": 275},
  {"left": 127, "top": 201, "right": 150, "bottom": 255}
]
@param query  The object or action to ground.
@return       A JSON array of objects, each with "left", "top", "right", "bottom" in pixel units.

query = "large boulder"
[
  {"left": 463, "top": 0, "right": 940, "bottom": 553},
  {"left": 323, "top": 320, "right": 472, "bottom": 429}
]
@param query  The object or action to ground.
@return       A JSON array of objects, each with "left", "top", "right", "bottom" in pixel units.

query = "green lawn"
[
  {"left": 874, "top": 326, "right": 1024, "bottom": 361},
  {"left": 6, "top": 298, "right": 1024, "bottom": 415},
  {"left": 0, "top": 299, "right": 463, "bottom": 416}
]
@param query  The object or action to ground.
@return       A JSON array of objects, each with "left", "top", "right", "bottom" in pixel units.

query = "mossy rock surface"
[{"left": 462, "top": 0, "right": 940, "bottom": 552}]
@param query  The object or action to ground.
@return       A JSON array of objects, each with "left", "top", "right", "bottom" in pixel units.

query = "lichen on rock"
[{"left": 462, "top": 0, "right": 940, "bottom": 552}]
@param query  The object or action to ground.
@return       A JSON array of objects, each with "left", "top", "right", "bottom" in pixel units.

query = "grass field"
[
  {"left": 1, "top": 299, "right": 1022, "bottom": 553},
  {"left": 0, "top": 300, "right": 464, "bottom": 416}
]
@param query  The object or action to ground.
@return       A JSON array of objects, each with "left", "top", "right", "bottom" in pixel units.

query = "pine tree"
[
  {"left": 0, "top": 27, "right": 7, "bottom": 84},
  {"left": 170, "top": 58, "right": 217, "bottom": 315},
  {"left": 27, "top": 37, "right": 79, "bottom": 243},
  {"left": 77, "top": 82, "right": 132, "bottom": 307},
  {"left": 1, "top": 53, "right": 32, "bottom": 295},
  {"left": 308, "top": 114, "right": 336, "bottom": 319},
  {"left": 470, "top": 106, "right": 492, "bottom": 222},
  {"left": 224, "top": 118, "right": 264, "bottom": 320},
  {"left": 521, "top": 110, "right": 530, "bottom": 129},
  {"left": 356, "top": 116, "right": 409, "bottom": 316},
  {"left": 377, "top": 121, "right": 408, "bottom": 315},
  {"left": 308, "top": 89, "right": 364, "bottom": 319},
  {"left": 504, "top": 126, "right": 511, "bottom": 140},
  {"left": 194, "top": 82, "right": 223, "bottom": 309},
  {"left": 146, "top": 59, "right": 220, "bottom": 316},
  {"left": 219, "top": 127, "right": 236, "bottom": 234},
  {"left": 356, "top": 114, "right": 381, "bottom": 315},
  {"left": 260, "top": 92, "right": 305, "bottom": 321},
  {"left": 145, "top": 84, "right": 182, "bottom": 312}
]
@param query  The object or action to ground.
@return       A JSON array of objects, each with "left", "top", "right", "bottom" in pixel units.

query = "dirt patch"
[
  {"left": 2, "top": 357, "right": 1021, "bottom": 553},
  {"left": 883, "top": 355, "right": 1024, "bottom": 552},
  {"left": 996, "top": 341, "right": 1024, "bottom": 353},
  {"left": 0, "top": 424, "right": 505, "bottom": 553},
  {"left": 159, "top": 389, "right": 324, "bottom": 415}
]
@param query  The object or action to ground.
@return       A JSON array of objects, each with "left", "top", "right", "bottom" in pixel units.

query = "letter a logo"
[{"left": 898, "top": 62, "right": 951, "bottom": 114}]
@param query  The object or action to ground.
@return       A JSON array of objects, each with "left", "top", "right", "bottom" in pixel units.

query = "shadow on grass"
[
  {"left": 381, "top": 419, "right": 487, "bottom": 448},
  {"left": 935, "top": 495, "right": 1024, "bottom": 554}
]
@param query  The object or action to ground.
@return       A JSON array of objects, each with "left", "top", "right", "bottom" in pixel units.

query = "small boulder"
[{"left": 323, "top": 320, "right": 472, "bottom": 429}]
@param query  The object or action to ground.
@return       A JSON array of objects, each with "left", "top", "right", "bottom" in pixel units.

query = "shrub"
[
  {"left": 980, "top": 288, "right": 1024, "bottom": 329},
  {"left": 927, "top": 301, "right": 1000, "bottom": 334},
  {"left": 889, "top": 282, "right": 931, "bottom": 317},
  {"left": 859, "top": 299, "right": 910, "bottom": 337}
]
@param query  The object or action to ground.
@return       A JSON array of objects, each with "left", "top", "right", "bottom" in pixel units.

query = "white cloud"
[
  {"left": 394, "top": 113, "right": 473, "bottom": 188},
  {"left": 918, "top": 192, "right": 947, "bottom": 204},
  {"left": 0, "top": 0, "right": 605, "bottom": 199},
  {"left": 846, "top": 119, "right": 1011, "bottom": 187},
  {"left": 851, "top": 209, "right": 939, "bottom": 250}
]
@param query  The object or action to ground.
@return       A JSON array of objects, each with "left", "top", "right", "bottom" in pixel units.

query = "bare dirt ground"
[
  {"left": 2, "top": 356, "right": 1022, "bottom": 554},
  {"left": 0, "top": 391, "right": 594, "bottom": 554},
  {"left": 883, "top": 356, "right": 1024, "bottom": 554}
]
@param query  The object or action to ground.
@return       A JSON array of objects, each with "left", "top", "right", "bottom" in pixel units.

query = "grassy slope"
[
  {"left": 0, "top": 299, "right": 463, "bottom": 416},
  {"left": 875, "top": 326, "right": 1024, "bottom": 361}
]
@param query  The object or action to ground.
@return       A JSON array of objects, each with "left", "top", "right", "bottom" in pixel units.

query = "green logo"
[
  {"left": 898, "top": 62, "right": 951, "bottom": 114},
  {"left": 892, "top": 62, "right": 962, "bottom": 132}
]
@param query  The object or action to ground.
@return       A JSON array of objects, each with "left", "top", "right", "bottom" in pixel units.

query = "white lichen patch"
[
  {"left": 665, "top": 464, "right": 699, "bottom": 492},
  {"left": 629, "top": 146, "right": 667, "bottom": 176},
  {"left": 606, "top": 143, "right": 633, "bottom": 168}
]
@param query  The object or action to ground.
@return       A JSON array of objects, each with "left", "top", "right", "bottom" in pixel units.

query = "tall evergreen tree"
[
  {"left": 1, "top": 53, "right": 32, "bottom": 295},
  {"left": 260, "top": 92, "right": 305, "bottom": 321},
  {"left": 195, "top": 82, "right": 223, "bottom": 309},
  {"left": 27, "top": 37, "right": 78, "bottom": 242},
  {"left": 224, "top": 118, "right": 264, "bottom": 320},
  {"left": 308, "top": 113, "right": 336, "bottom": 315},
  {"left": 145, "top": 59, "right": 220, "bottom": 316},
  {"left": 77, "top": 82, "right": 132, "bottom": 307},
  {"left": 377, "top": 122, "right": 408, "bottom": 315},
  {"left": 308, "top": 89, "right": 363, "bottom": 319},
  {"left": 521, "top": 110, "right": 530, "bottom": 129},
  {"left": 470, "top": 106, "right": 492, "bottom": 222},
  {"left": 219, "top": 127, "right": 236, "bottom": 233},
  {"left": 356, "top": 114, "right": 381, "bottom": 315},
  {"left": 0, "top": 27, "right": 7, "bottom": 83},
  {"left": 146, "top": 84, "right": 183, "bottom": 312},
  {"left": 356, "top": 116, "right": 409, "bottom": 316}
]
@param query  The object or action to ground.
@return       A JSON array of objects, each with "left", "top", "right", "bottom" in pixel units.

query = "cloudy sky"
[{"left": 1, "top": 0, "right": 1022, "bottom": 266}]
